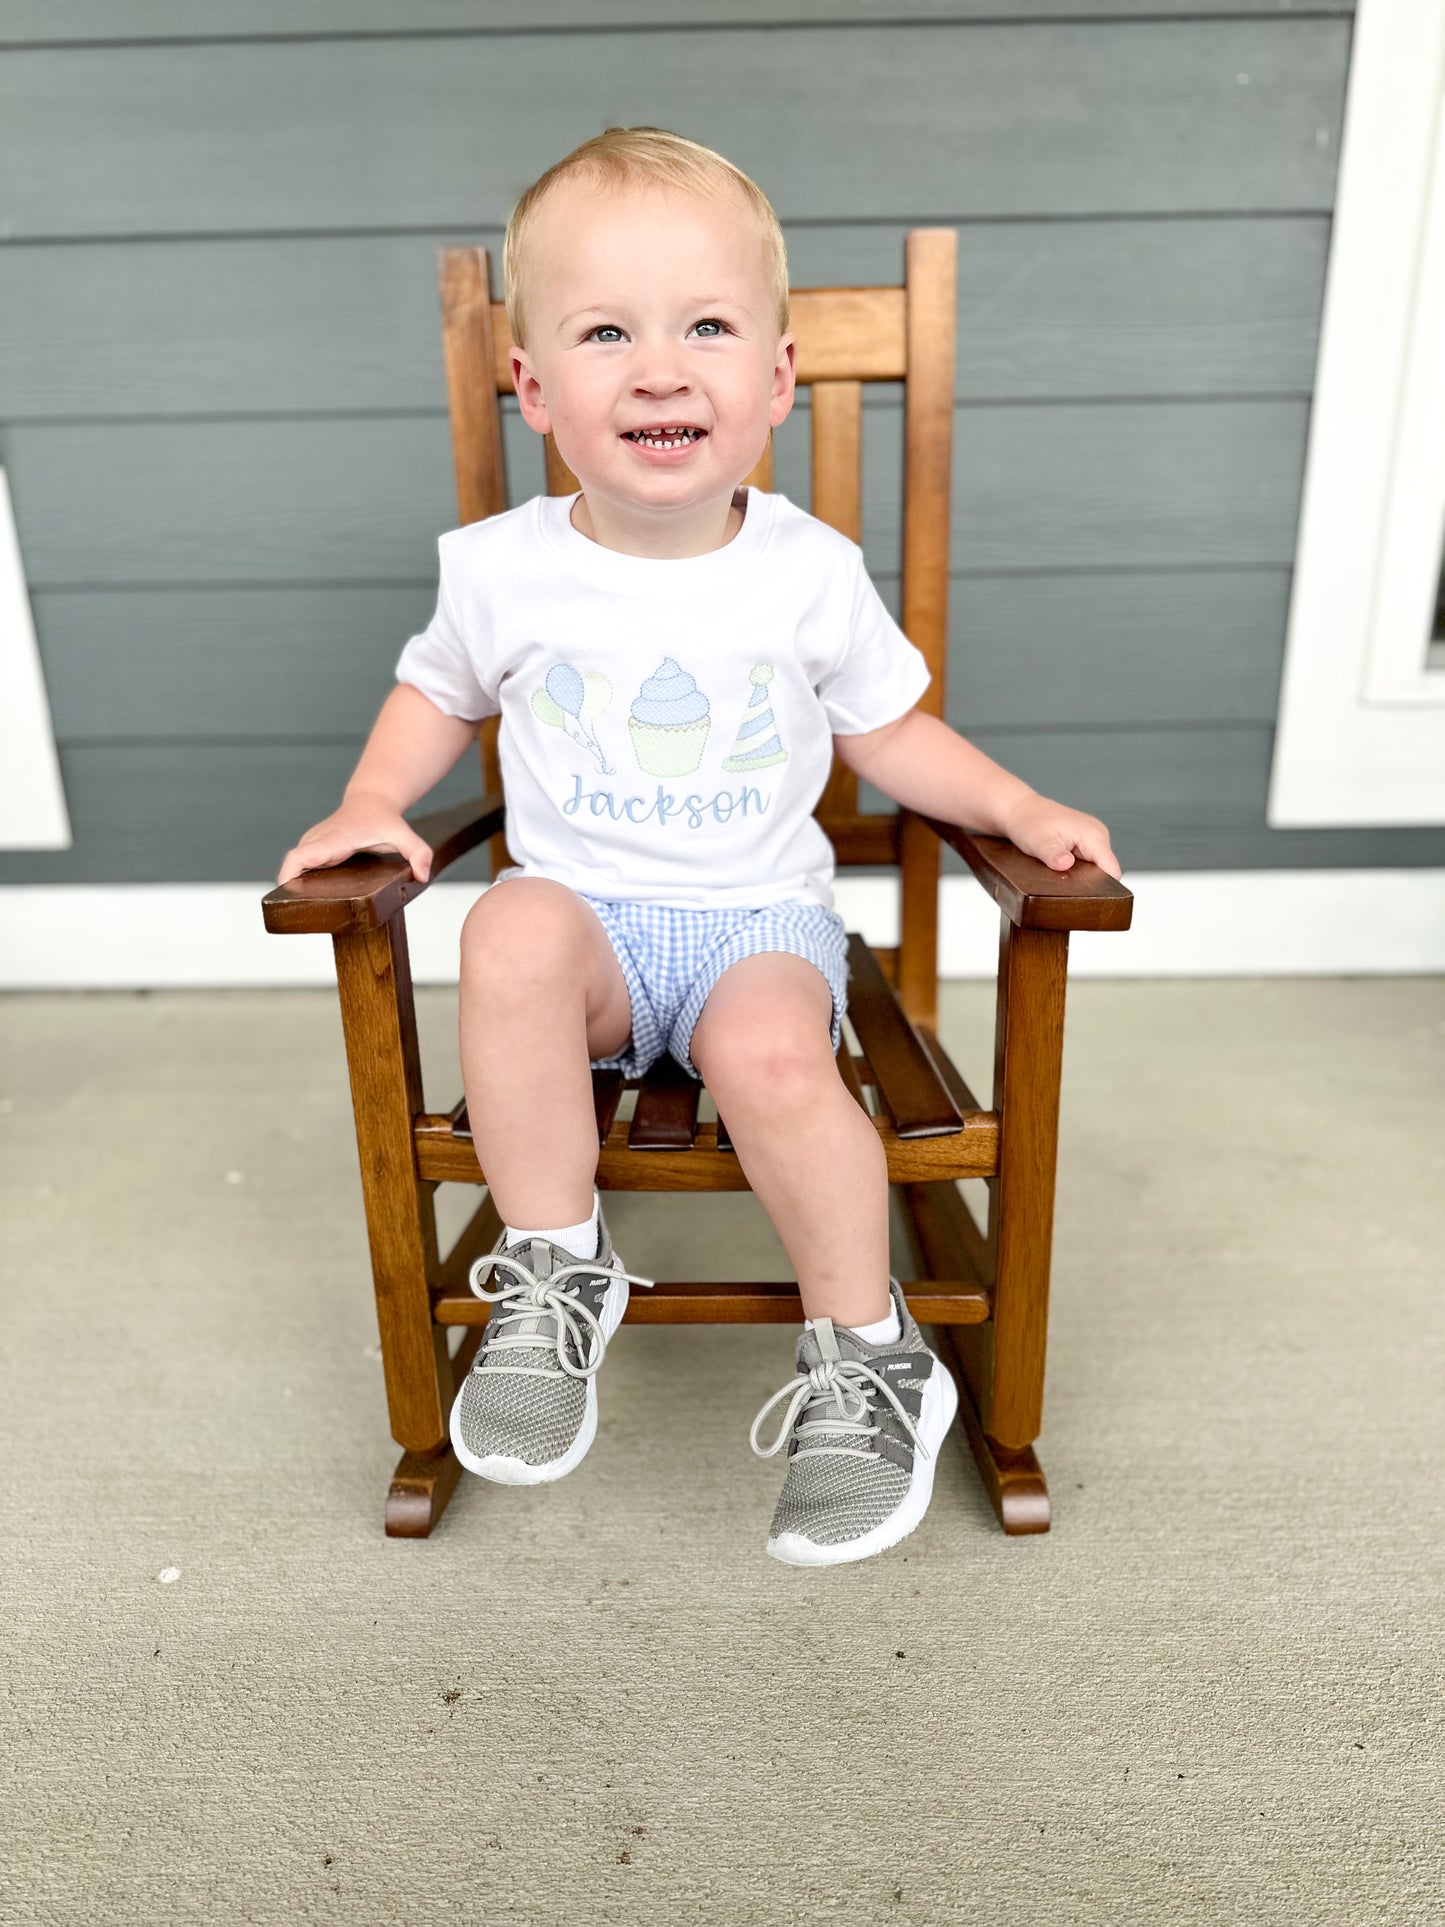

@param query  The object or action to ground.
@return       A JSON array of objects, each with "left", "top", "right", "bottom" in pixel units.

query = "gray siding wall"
[{"left": 6, "top": 0, "right": 1437, "bottom": 885}]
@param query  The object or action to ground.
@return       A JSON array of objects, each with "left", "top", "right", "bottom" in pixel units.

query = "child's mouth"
[{"left": 622, "top": 426, "right": 707, "bottom": 462}]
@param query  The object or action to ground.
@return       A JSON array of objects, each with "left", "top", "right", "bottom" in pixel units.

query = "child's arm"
[
  {"left": 834, "top": 708, "right": 1122, "bottom": 879},
  {"left": 276, "top": 683, "right": 482, "bottom": 885}
]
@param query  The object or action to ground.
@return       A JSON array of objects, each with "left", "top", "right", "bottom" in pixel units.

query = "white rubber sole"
[
  {"left": 766, "top": 1349, "right": 960, "bottom": 1567},
  {"left": 448, "top": 1271, "right": 631, "bottom": 1486}
]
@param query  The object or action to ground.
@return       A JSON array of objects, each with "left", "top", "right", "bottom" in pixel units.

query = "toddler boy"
[{"left": 278, "top": 126, "right": 1120, "bottom": 1566}]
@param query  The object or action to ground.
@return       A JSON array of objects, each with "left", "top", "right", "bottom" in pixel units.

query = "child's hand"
[
  {"left": 276, "top": 795, "right": 434, "bottom": 886},
  {"left": 998, "top": 791, "right": 1122, "bottom": 880}
]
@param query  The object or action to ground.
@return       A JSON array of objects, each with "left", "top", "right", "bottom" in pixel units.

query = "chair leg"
[
  {"left": 332, "top": 912, "right": 458, "bottom": 1536},
  {"left": 382, "top": 1194, "right": 506, "bottom": 1536},
  {"left": 905, "top": 917, "right": 1068, "bottom": 1534},
  {"left": 385, "top": 1329, "right": 484, "bottom": 1536},
  {"left": 980, "top": 918, "right": 1068, "bottom": 1448},
  {"left": 973, "top": 919, "right": 1067, "bottom": 1529},
  {"left": 940, "top": 1329, "right": 1051, "bottom": 1534},
  {"left": 902, "top": 1181, "right": 1053, "bottom": 1536}
]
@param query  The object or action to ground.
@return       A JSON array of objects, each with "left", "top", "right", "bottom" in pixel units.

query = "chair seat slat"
[
  {"left": 844, "top": 934, "right": 963, "bottom": 1138},
  {"left": 913, "top": 1022, "right": 986, "bottom": 1119},
  {"left": 628, "top": 1053, "right": 702, "bottom": 1150},
  {"left": 836, "top": 1038, "right": 870, "bottom": 1114},
  {"left": 450, "top": 1068, "right": 626, "bottom": 1147},
  {"left": 591, "top": 1068, "right": 626, "bottom": 1142}
]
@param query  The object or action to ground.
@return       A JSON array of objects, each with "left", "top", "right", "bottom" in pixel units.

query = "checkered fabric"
[{"left": 579, "top": 895, "right": 850, "bottom": 1082}]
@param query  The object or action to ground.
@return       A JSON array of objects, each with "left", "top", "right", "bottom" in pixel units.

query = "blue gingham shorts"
[{"left": 578, "top": 894, "right": 851, "bottom": 1082}]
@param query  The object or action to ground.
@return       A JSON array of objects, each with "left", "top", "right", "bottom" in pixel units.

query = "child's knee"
[
  {"left": 693, "top": 1002, "right": 834, "bottom": 1108},
  {"left": 461, "top": 877, "right": 581, "bottom": 966}
]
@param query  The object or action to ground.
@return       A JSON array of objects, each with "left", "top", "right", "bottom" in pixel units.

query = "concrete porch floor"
[{"left": 1, "top": 977, "right": 1442, "bottom": 1925}]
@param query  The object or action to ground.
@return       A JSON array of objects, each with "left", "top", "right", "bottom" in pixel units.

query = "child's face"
[{"left": 510, "top": 181, "right": 796, "bottom": 516}]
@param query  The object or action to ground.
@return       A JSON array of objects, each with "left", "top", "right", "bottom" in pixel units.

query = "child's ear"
[
  {"left": 510, "top": 354, "right": 549, "bottom": 433},
  {"left": 511, "top": 350, "right": 537, "bottom": 397}
]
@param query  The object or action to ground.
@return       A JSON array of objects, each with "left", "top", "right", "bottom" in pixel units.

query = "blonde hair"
[{"left": 503, "top": 126, "right": 790, "bottom": 354}]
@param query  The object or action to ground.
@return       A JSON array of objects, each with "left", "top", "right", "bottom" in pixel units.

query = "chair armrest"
[
  {"left": 261, "top": 791, "right": 506, "bottom": 936},
  {"left": 914, "top": 812, "right": 1133, "bottom": 932}
]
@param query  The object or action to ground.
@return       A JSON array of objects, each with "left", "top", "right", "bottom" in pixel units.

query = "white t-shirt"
[{"left": 393, "top": 486, "right": 931, "bottom": 911}]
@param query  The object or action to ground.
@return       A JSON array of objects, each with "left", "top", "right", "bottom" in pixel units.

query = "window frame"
[{"left": 1267, "top": 0, "right": 1445, "bottom": 825}]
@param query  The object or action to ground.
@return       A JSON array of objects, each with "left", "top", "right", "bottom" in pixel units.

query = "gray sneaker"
[
  {"left": 749, "top": 1277, "right": 959, "bottom": 1566},
  {"left": 449, "top": 1211, "right": 654, "bottom": 1485}
]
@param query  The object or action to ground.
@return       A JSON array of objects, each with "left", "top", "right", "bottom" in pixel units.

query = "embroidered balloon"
[
  {"left": 531, "top": 663, "right": 615, "bottom": 773},
  {"left": 547, "top": 662, "right": 586, "bottom": 717}
]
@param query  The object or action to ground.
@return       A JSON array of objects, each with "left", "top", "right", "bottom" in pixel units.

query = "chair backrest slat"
[
  {"left": 436, "top": 233, "right": 957, "bottom": 1024},
  {"left": 811, "top": 379, "right": 863, "bottom": 543},
  {"left": 895, "top": 232, "right": 957, "bottom": 1024},
  {"left": 812, "top": 378, "right": 864, "bottom": 820},
  {"left": 900, "top": 232, "right": 955, "bottom": 712},
  {"left": 438, "top": 248, "right": 508, "bottom": 526},
  {"left": 478, "top": 284, "right": 907, "bottom": 396}
]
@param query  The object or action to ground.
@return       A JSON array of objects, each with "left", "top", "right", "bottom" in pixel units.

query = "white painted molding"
[
  {"left": 0, "top": 468, "right": 71, "bottom": 850},
  {"left": 1363, "top": 80, "right": 1445, "bottom": 708},
  {"left": 1, "top": 873, "right": 1442, "bottom": 989},
  {"left": 1268, "top": 0, "right": 1445, "bottom": 824}
]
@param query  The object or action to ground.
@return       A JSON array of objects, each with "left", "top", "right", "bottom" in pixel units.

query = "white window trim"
[
  {"left": 0, "top": 467, "right": 71, "bottom": 850},
  {"left": 1268, "top": 0, "right": 1445, "bottom": 825}
]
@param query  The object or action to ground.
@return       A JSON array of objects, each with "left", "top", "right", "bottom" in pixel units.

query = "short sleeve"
[
  {"left": 816, "top": 547, "right": 933, "bottom": 735},
  {"left": 393, "top": 538, "right": 499, "bottom": 723}
]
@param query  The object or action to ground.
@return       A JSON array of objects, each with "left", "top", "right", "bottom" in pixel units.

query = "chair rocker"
[{"left": 261, "top": 232, "right": 1133, "bottom": 1539}]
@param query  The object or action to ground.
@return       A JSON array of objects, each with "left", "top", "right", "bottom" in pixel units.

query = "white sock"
[
  {"left": 806, "top": 1300, "right": 902, "bottom": 1347},
  {"left": 504, "top": 1192, "right": 600, "bottom": 1261}
]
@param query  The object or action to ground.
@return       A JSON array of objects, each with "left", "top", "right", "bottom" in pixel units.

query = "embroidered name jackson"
[{"left": 561, "top": 773, "right": 772, "bottom": 830}]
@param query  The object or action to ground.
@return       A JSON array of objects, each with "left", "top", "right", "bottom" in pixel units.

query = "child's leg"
[
  {"left": 458, "top": 878, "right": 633, "bottom": 1227},
  {"left": 688, "top": 953, "right": 891, "bottom": 1330}
]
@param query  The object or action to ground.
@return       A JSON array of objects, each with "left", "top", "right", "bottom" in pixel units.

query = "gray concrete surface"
[{"left": 1, "top": 978, "right": 1442, "bottom": 1926}]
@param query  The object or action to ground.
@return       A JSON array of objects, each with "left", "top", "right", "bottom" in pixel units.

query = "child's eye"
[{"left": 584, "top": 318, "right": 730, "bottom": 342}]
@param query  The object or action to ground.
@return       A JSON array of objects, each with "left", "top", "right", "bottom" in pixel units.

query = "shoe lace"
[
  {"left": 467, "top": 1247, "right": 655, "bottom": 1382},
  {"left": 749, "top": 1356, "right": 927, "bottom": 1464}
]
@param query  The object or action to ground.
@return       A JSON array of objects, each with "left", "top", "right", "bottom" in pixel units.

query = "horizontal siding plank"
[
  {"left": 0, "top": 2, "right": 1358, "bottom": 46},
  {"left": 938, "top": 730, "right": 1445, "bottom": 872},
  {"left": 0, "top": 743, "right": 489, "bottom": 885},
  {"left": 9, "top": 417, "right": 461, "bottom": 585},
  {"left": 6, "top": 398, "right": 1313, "bottom": 586},
  {"left": 0, "top": 23, "right": 1348, "bottom": 238},
  {"left": 1, "top": 732, "right": 1439, "bottom": 886},
  {"left": 0, "top": 219, "right": 1330, "bottom": 420},
  {"left": 35, "top": 586, "right": 441, "bottom": 740},
  {"left": 949, "top": 570, "right": 1289, "bottom": 728},
  {"left": 34, "top": 568, "right": 1289, "bottom": 741}
]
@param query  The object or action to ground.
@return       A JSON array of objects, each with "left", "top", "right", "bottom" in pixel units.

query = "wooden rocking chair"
[{"left": 261, "top": 231, "right": 1133, "bottom": 1539}]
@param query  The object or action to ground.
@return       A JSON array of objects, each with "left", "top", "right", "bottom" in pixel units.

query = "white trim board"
[
  {"left": 1, "top": 873, "right": 1442, "bottom": 989},
  {"left": 1268, "top": 0, "right": 1445, "bottom": 825},
  {"left": 0, "top": 468, "right": 71, "bottom": 850}
]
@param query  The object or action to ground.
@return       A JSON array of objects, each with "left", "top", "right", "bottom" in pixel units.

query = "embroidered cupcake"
[{"left": 627, "top": 657, "right": 711, "bottom": 776}]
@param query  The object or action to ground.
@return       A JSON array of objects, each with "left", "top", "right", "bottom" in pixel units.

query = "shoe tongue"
[
  {"left": 499, "top": 1237, "right": 584, "bottom": 1351},
  {"left": 790, "top": 1317, "right": 883, "bottom": 1446},
  {"left": 796, "top": 1315, "right": 871, "bottom": 1374},
  {"left": 519, "top": 1236, "right": 561, "bottom": 1279}
]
